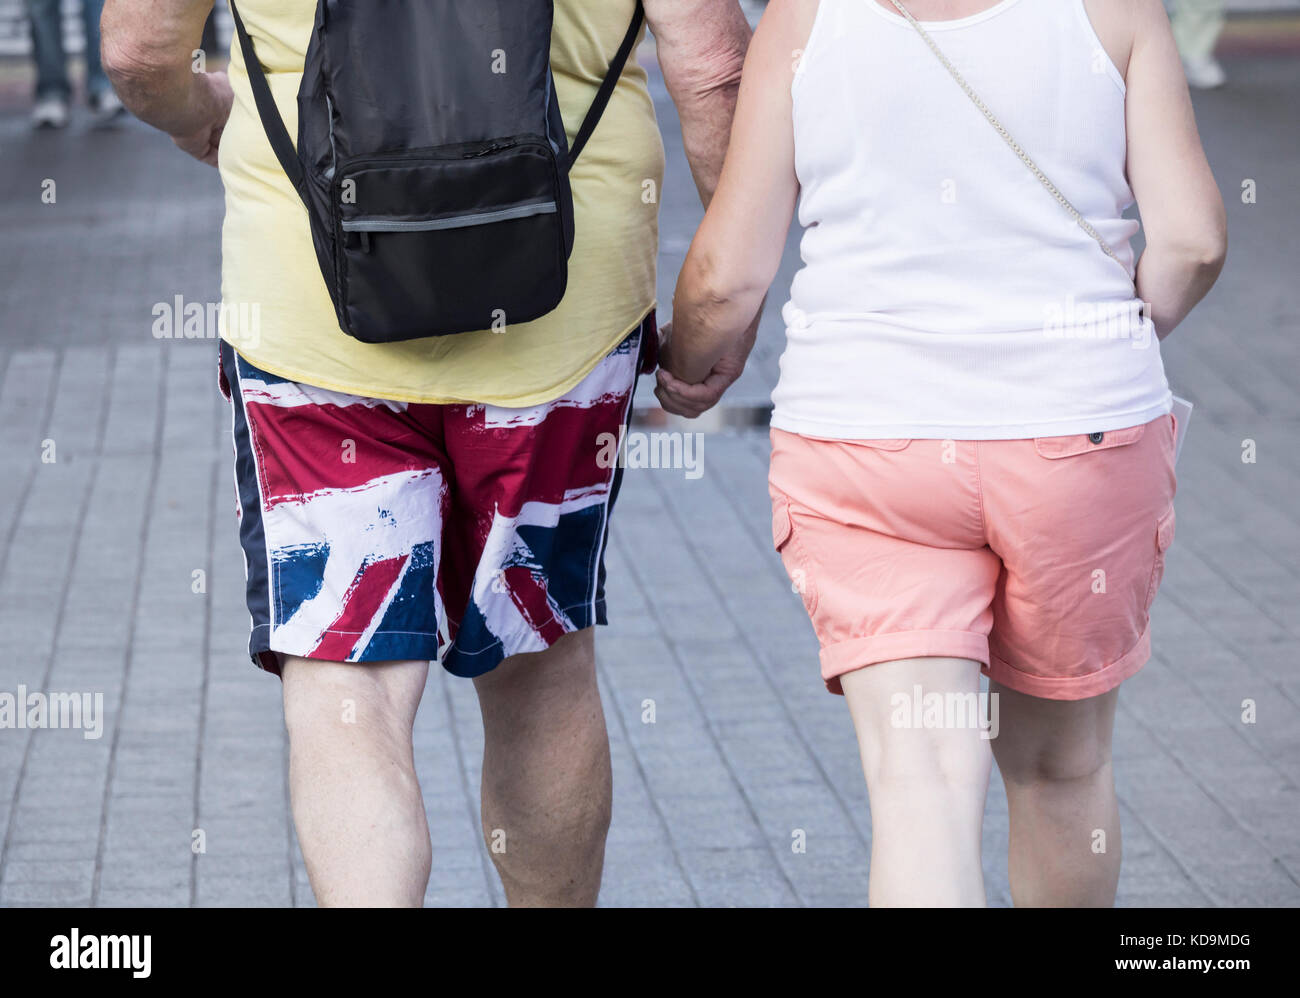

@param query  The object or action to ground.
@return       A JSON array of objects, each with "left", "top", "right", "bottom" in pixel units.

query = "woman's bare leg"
[
  {"left": 989, "top": 680, "right": 1122, "bottom": 907},
  {"left": 842, "top": 656, "right": 992, "bottom": 907}
]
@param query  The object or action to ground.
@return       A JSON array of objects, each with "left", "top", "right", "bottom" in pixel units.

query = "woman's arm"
[
  {"left": 1123, "top": 0, "right": 1227, "bottom": 338},
  {"left": 661, "top": 0, "right": 815, "bottom": 386}
]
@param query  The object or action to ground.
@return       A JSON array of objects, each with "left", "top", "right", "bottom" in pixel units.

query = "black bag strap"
[
  {"left": 228, "top": 0, "right": 644, "bottom": 181},
  {"left": 227, "top": 0, "right": 309, "bottom": 206},
  {"left": 565, "top": 1, "right": 646, "bottom": 169}
]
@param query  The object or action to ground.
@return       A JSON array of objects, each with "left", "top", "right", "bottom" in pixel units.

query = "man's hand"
[
  {"left": 171, "top": 71, "right": 233, "bottom": 166},
  {"left": 654, "top": 314, "right": 757, "bottom": 419}
]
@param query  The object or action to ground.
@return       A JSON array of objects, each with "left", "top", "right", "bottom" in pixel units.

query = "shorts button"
[{"left": 1088, "top": 431, "right": 1104, "bottom": 444}]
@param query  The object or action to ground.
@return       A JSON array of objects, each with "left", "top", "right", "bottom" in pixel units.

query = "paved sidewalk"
[{"left": 0, "top": 43, "right": 1297, "bottom": 906}]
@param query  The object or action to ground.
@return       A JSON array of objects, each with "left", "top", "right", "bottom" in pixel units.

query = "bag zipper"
[
  {"left": 337, "top": 134, "right": 547, "bottom": 176},
  {"left": 342, "top": 198, "right": 559, "bottom": 239}
]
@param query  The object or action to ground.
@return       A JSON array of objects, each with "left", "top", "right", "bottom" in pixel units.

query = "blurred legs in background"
[
  {"left": 27, "top": 0, "right": 122, "bottom": 127},
  {"left": 1170, "top": 0, "right": 1228, "bottom": 88}
]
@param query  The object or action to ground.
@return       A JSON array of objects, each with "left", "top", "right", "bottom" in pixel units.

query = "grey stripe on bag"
[{"left": 342, "top": 199, "right": 557, "bottom": 233}]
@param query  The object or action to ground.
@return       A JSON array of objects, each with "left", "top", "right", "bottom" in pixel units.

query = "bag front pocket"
[{"left": 332, "top": 136, "right": 569, "bottom": 343}]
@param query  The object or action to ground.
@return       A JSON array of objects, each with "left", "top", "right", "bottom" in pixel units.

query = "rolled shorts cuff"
[
  {"left": 985, "top": 622, "right": 1152, "bottom": 701},
  {"left": 819, "top": 628, "right": 991, "bottom": 696}
]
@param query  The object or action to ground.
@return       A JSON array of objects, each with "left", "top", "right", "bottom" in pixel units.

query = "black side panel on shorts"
[{"left": 219, "top": 342, "right": 273, "bottom": 664}]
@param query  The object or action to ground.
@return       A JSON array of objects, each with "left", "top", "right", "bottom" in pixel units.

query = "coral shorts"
[{"left": 769, "top": 414, "right": 1177, "bottom": 700}]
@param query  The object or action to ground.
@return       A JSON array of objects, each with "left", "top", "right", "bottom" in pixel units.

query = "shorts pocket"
[
  {"left": 1034, "top": 423, "right": 1145, "bottom": 459},
  {"left": 1144, "top": 505, "right": 1177, "bottom": 613},
  {"left": 850, "top": 438, "right": 912, "bottom": 452},
  {"left": 771, "top": 496, "right": 793, "bottom": 551},
  {"left": 771, "top": 494, "right": 819, "bottom": 617}
]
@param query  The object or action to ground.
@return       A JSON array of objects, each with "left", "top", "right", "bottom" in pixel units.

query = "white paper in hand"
[{"left": 1171, "top": 395, "right": 1193, "bottom": 465}]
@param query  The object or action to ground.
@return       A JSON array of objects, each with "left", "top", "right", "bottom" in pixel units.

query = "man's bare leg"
[
  {"left": 473, "top": 628, "right": 612, "bottom": 907},
  {"left": 281, "top": 656, "right": 431, "bottom": 907}
]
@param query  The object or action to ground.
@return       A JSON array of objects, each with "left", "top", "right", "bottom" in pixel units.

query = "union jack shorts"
[{"left": 218, "top": 315, "right": 656, "bottom": 677}]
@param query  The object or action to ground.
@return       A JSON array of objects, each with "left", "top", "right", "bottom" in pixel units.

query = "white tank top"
[{"left": 772, "top": 0, "right": 1172, "bottom": 439}]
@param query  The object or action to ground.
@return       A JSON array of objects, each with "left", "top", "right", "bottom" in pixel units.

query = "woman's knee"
[
  {"left": 989, "top": 683, "right": 1119, "bottom": 786},
  {"left": 843, "top": 658, "right": 994, "bottom": 793},
  {"left": 994, "top": 737, "right": 1113, "bottom": 787}
]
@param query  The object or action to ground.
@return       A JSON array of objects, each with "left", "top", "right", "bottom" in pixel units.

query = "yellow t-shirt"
[{"left": 219, "top": 1, "right": 663, "bottom": 406}]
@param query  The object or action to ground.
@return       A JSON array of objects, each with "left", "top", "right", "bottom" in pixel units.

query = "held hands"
[
  {"left": 171, "top": 71, "right": 233, "bottom": 167},
  {"left": 654, "top": 314, "right": 759, "bottom": 419}
]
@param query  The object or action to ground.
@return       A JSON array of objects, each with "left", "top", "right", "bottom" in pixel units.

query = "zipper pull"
[
  {"left": 359, "top": 230, "right": 371, "bottom": 253},
  {"left": 469, "top": 139, "right": 517, "bottom": 158}
]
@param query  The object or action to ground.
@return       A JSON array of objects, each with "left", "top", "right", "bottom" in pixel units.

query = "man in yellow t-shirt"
[{"left": 103, "top": 0, "right": 754, "bottom": 906}]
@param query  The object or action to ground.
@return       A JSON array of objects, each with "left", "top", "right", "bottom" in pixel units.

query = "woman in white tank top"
[{"left": 661, "top": 0, "right": 1225, "bottom": 906}]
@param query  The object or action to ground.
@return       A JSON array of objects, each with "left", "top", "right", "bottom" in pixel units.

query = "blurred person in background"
[
  {"left": 1170, "top": 0, "right": 1227, "bottom": 88},
  {"left": 26, "top": 0, "right": 124, "bottom": 127}
]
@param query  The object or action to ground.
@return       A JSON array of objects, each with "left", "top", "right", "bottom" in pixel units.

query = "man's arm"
[
  {"left": 101, "top": 0, "right": 231, "bottom": 166},
  {"left": 644, "top": 0, "right": 755, "bottom": 415},
  {"left": 644, "top": 0, "right": 752, "bottom": 207}
]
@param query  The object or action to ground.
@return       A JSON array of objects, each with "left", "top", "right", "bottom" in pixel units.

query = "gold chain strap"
[{"left": 887, "top": 0, "right": 1124, "bottom": 266}]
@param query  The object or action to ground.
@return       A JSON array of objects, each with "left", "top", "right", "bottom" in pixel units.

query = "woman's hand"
[{"left": 655, "top": 315, "right": 758, "bottom": 418}]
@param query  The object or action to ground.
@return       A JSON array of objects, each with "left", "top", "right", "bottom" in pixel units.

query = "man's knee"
[
  {"left": 474, "top": 629, "right": 599, "bottom": 721},
  {"left": 474, "top": 630, "right": 610, "bottom": 803},
  {"left": 282, "top": 656, "right": 428, "bottom": 749}
]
